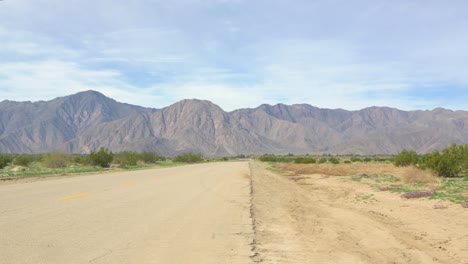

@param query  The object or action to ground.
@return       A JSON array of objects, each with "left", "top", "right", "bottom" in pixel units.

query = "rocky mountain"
[
  {"left": 0, "top": 90, "right": 466, "bottom": 156},
  {"left": 0, "top": 91, "right": 154, "bottom": 153}
]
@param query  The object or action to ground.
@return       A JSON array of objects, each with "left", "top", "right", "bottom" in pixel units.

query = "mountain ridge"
[{"left": 0, "top": 90, "right": 466, "bottom": 156}]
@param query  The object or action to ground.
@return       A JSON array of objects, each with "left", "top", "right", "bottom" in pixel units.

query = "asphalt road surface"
[{"left": 0, "top": 162, "right": 253, "bottom": 264}]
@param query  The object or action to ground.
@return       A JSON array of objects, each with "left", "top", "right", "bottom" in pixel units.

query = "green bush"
[
  {"left": 140, "top": 152, "right": 165, "bottom": 163},
  {"left": 350, "top": 157, "right": 362, "bottom": 162},
  {"left": 173, "top": 153, "right": 204, "bottom": 163},
  {"left": 88, "top": 147, "right": 114, "bottom": 168},
  {"left": 0, "top": 155, "right": 13, "bottom": 169},
  {"left": 13, "top": 154, "right": 40, "bottom": 167},
  {"left": 41, "top": 152, "right": 72, "bottom": 168},
  {"left": 318, "top": 158, "right": 327, "bottom": 164},
  {"left": 294, "top": 157, "right": 316, "bottom": 164},
  {"left": 328, "top": 157, "right": 340, "bottom": 164},
  {"left": 344, "top": 160, "right": 351, "bottom": 164},
  {"left": 422, "top": 144, "right": 467, "bottom": 177},
  {"left": 114, "top": 151, "right": 139, "bottom": 166},
  {"left": 73, "top": 155, "right": 88, "bottom": 165},
  {"left": 259, "top": 155, "right": 292, "bottom": 163},
  {"left": 393, "top": 149, "right": 418, "bottom": 167}
]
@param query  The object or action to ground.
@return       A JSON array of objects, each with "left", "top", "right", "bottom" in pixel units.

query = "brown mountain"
[
  {"left": 0, "top": 91, "right": 466, "bottom": 156},
  {"left": 0, "top": 91, "right": 154, "bottom": 153}
]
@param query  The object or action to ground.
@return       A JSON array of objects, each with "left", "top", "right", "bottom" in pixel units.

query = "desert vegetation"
[
  {"left": 0, "top": 149, "right": 204, "bottom": 179},
  {"left": 395, "top": 143, "right": 467, "bottom": 177},
  {"left": 258, "top": 147, "right": 467, "bottom": 206},
  {"left": 173, "top": 153, "right": 204, "bottom": 163}
]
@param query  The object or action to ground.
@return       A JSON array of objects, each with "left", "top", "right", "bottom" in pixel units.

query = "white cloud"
[
  {"left": 0, "top": 60, "right": 163, "bottom": 108},
  {"left": 0, "top": 1, "right": 467, "bottom": 111}
]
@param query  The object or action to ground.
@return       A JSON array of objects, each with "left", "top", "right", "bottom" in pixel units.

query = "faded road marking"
[{"left": 63, "top": 193, "right": 89, "bottom": 200}]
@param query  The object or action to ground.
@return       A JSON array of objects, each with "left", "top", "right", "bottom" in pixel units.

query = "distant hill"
[{"left": 0, "top": 90, "right": 466, "bottom": 156}]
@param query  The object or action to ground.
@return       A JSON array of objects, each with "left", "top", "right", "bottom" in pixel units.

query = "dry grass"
[
  {"left": 276, "top": 163, "right": 403, "bottom": 177},
  {"left": 400, "top": 166, "right": 440, "bottom": 184},
  {"left": 276, "top": 163, "right": 442, "bottom": 189}
]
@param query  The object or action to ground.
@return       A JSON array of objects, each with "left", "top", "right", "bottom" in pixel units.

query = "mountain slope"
[
  {"left": 0, "top": 91, "right": 154, "bottom": 153},
  {"left": 0, "top": 91, "right": 466, "bottom": 155}
]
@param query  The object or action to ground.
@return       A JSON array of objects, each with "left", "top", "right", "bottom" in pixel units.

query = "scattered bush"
[
  {"left": 0, "top": 155, "right": 13, "bottom": 169},
  {"left": 140, "top": 152, "right": 165, "bottom": 163},
  {"left": 13, "top": 154, "right": 40, "bottom": 167},
  {"left": 88, "top": 147, "right": 114, "bottom": 168},
  {"left": 73, "top": 155, "right": 88, "bottom": 165},
  {"left": 41, "top": 152, "right": 72, "bottom": 168},
  {"left": 328, "top": 158, "right": 340, "bottom": 164},
  {"left": 318, "top": 158, "right": 327, "bottom": 164},
  {"left": 350, "top": 157, "right": 362, "bottom": 162},
  {"left": 114, "top": 151, "right": 139, "bottom": 166},
  {"left": 420, "top": 144, "right": 467, "bottom": 177},
  {"left": 394, "top": 149, "right": 418, "bottom": 167},
  {"left": 173, "top": 153, "right": 204, "bottom": 163},
  {"left": 259, "top": 156, "right": 293, "bottom": 163},
  {"left": 344, "top": 160, "right": 351, "bottom": 164},
  {"left": 294, "top": 157, "right": 316, "bottom": 164}
]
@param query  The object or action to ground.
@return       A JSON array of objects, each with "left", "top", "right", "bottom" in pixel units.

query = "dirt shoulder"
[{"left": 250, "top": 161, "right": 468, "bottom": 264}]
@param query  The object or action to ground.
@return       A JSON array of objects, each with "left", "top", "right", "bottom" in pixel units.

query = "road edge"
[{"left": 248, "top": 160, "right": 262, "bottom": 263}]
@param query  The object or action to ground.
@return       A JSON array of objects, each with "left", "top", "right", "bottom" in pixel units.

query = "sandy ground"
[
  {"left": 250, "top": 161, "right": 468, "bottom": 264},
  {"left": 0, "top": 162, "right": 254, "bottom": 264}
]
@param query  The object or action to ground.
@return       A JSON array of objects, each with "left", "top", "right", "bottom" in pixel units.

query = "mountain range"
[{"left": 0, "top": 90, "right": 466, "bottom": 156}]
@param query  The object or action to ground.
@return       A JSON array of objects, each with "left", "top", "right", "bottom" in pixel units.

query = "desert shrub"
[
  {"left": 259, "top": 155, "right": 292, "bottom": 163},
  {"left": 421, "top": 144, "right": 467, "bottom": 177},
  {"left": 173, "top": 153, "right": 204, "bottom": 163},
  {"left": 0, "top": 155, "right": 13, "bottom": 169},
  {"left": 114, "top": 151, "right": 139, "bottom": 166},
  {"left": 141, "top": 152, "right": 165, "bottom": 163},
  {"left": 41, "top": 152, "right": 72, "bottom": 168},
  {"left": 73, "top": 155, "right": 88, "bottom": 165},
  {"left": 350, "top": 157, "right": 362, "bottom": 162},
  {"left": 88, "top": 147, "right": 114, "bottom": 168},
  {"left": 373, "top": 158, "right": 388, "bottom": 162},
  {"left": 294, "top": 157, "right": 316, "bottom": 164},
  {"left": 401, "top": 166, "right": 439, "bottom": 184},
  {"left": 328, "top": 158, "right": 340, "bottom": 164},
  {"left": 393, "top": 149, "right": 418, "bottom": 167},
  {"left": 13, "top": 154, "right": 40, "bottom": 167},
  {"left": 318, "top": 158, "right": 327, "bottom": 164},
  {"left": 344, "top": 160, "right": 351, "bottom": 164},
  {"left": 363, "top": 157, "right": 372, "bottom": 162}
]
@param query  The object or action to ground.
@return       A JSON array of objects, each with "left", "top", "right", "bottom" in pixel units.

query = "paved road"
[{"left": 0, "top": 162, "right": 253, "bottom": 264}]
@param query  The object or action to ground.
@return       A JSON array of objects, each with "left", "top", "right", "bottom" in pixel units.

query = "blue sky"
[{"left": 0, "top": 0, "right": 467, "bottom": 111}]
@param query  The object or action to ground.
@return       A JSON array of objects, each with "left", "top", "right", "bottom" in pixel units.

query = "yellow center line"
[
  {"left": 63, "top": 193, "right": 89, "bottom": 200},
  {"left": 121, "top": 183, "right": 136, "bottom": 188}
]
